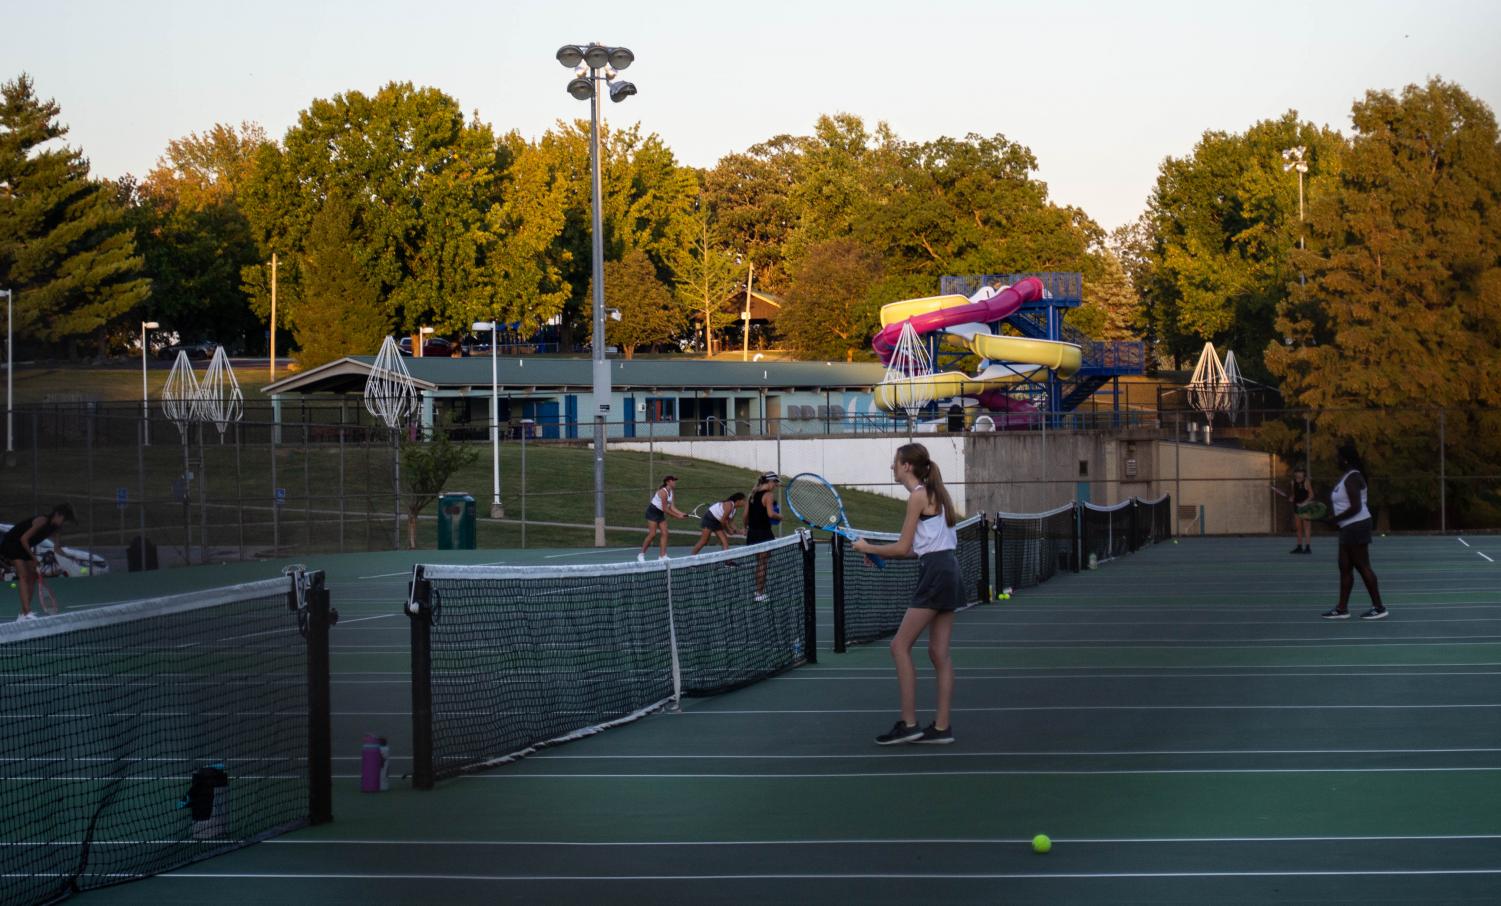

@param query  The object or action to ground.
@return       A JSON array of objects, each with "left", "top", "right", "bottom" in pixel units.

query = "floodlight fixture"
[
  {"left": 567, "top": 77, "right": 594, "bottom": 100},
  {"left": 607, "top": 46, "right": 634, "bottom": 70},
  {"left": 608, "top": 80, "right": 637, "bottom": 103},
  {"left": 556, "top": 45, "right": 584, "bottom": 68}
]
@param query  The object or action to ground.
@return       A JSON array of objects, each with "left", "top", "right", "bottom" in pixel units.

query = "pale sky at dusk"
[{"left": 8, "top": 0, "right": 1499, "bottom": 230}]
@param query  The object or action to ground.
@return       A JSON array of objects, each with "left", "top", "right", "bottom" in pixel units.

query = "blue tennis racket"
[{"left": 784, "top": 473, "right": 885, "bottom": 568}]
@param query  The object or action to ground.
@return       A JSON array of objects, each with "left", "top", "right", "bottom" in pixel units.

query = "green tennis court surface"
[{"left": 59, "top": 535, "right": 1501, "bottom": 904}]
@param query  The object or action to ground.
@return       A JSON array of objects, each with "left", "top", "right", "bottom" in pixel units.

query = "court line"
[
  {"left": 1480, "top": 552, "right": 1495, "bottom": 563},
  {"left": 153, "top": 869, "right": 1501, "bottom": 881},
  {"left": 680, "top": 703, "right": 1501, "bottom": 714},
  {"left": 258, "top": 833, "right": 1501, "bottom": 845},
  {"left": 544, "top": 548, "right": 638, "bottom": 559},
  {"left": 529, "top": 747, "right": 1501, "bottom": 760},
  {"left": 1458, "top": 538, "right": 1471, "bottom": 548},
  {"left": 457, "top": 767, "right": 1501, "bottom": 777}
]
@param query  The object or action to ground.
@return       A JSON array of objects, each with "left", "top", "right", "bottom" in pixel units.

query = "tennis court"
[{"left": 20, "top": 531, "right": 1501, "bottom": 905}]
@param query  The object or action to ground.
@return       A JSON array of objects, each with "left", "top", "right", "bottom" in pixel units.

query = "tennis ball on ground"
[
  {"left": 1032, "top": 834, "right": 1052, "bottom": 853},
  {"left": 999, "top": 592, "right": 1011, "bottom": 600}
]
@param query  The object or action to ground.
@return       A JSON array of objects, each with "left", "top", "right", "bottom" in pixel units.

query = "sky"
[{"left": 7, "top": 0, "right": 1500, "bottom": 231}]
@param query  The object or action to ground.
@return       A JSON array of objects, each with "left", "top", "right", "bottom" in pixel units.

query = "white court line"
[
  {"left": 680, "top": 703, "right": 1501, "bottom": 714},
  {"left": 155, "top": 869, "right": 1501, "bottom": 881},
  {"left": 1480, "top": 552, "right": 1495, "bottom": 563},
  {"left": 461, "top": 767, "right": 1501, "bottom": 778},
  {"left": 257, "top": 834, "right": 1501, "bottom": 846},
  {"left": 332, "top": 614, "right": 400, "bottom": 626},
  {"left": 530, "top": 747, "right": 1501, "bottom": 760},
  {"left": 1459, "top": 538, "right": 1471, "bottom": 547},
  {"left": 544, "top": 548, "right": 637, "bottom": 560}
]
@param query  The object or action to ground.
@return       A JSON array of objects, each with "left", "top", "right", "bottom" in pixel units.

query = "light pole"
[
  {"left": 3, "top": 288, "right": 12, "bottom": 462},
  {"left": 472, "top": 320, "right": 503, "bottom": 518},
  {"left": 416, "top": 326, "right": 435, "bottom": 358},
  {"left": 557, "top": 41, "right": 636, "bottom": 547},
  {"left": 1282, "top": 146, "right": 1308, "bottom": 286},
  {"left": 141, "top": 321, "right": 160, "bottom": 446}
]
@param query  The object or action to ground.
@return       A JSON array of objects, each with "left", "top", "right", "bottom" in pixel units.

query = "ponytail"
[{"left": 896, "top": 443, "right": 958, "bottom": 526}]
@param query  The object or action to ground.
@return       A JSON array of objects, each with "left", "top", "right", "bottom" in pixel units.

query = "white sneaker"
[
  {"left": 15, "top": 612, "right": 37, "bottom": 622},
  {"left": 754, "top": 593, "right": 770, "bottom": 603},
  {"left": 636, "top": 553, "right": 645, "bottom": 563},
  {"left": 658, "top": 554, "right": 670, "bottom": 561}
]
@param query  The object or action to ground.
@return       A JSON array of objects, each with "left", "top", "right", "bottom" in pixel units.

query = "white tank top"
[
  {"left": 913, "top": 506, "right": 957, "bottom": 556},
  {"left": 649, "top": 487, "right": 673, "bottom": 510},
  {"left": 1330, "top": 470, "right": 1371, "bottom": 527}
]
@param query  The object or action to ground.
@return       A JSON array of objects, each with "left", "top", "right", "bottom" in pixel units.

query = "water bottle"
[
  {"left": 791, "top": 638, "right": 804, "bottom": 660},
  {"left": 361, "top": 734, "right": 388, "bottom": 793}
]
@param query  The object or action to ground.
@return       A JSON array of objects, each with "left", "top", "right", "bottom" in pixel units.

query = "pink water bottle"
[{"left": 361, "top": 734, "right": 389, "bottom": 792}]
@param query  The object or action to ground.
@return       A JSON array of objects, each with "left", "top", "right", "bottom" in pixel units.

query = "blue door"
[
  {"left": 532, "top": 401, "right": 560, "bottom": 439},
  {"left": 623, "top": 396, "right": 636, "bottom": 438},
  {"left": 1075, "top": 481, "right": 1092, "bottom": 504},
  {"left": 564, "top": 395, "right": 579, "bottom": 439}
]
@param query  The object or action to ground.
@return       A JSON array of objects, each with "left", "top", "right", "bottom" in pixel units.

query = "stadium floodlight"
[{"left": 558, "top": 41, "right": 637, "bottom": 546}]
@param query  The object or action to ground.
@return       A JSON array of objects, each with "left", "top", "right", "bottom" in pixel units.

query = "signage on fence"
[
  {"left": 274, "top": 487, "right": 287, "bottom": 507},
  {"left": 171, "top": 479, "right": 188, "bottom": 503},
  {"left": 116, "top": 487, "right": 128, "bottom": 510}
]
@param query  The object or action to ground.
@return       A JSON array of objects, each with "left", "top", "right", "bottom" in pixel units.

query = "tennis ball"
[
  {"left": 999, "top": 592, "right": 1011, "bottom": 600},
  {"left": 7, "top": 582, "right": 15, "bottom": 589},
  {"left": 1032, "top": 834, "right": 1052, "bottom": 853},
  {"left": 1172, "top": 539, "right": 1179, "bottom": 544}
]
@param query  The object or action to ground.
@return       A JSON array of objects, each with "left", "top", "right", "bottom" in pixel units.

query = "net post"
[
  {"left": 800, "top": 531, "right": 817, "bottom": 664},
  {"left": 994, "top": 512, "right": 1006, "bottom": 594},
  {"left": 305, "top": 571, "right": 333, "bottom": 825},
  {"left": 1129, "top": 498, "right": 1140, "bottom": 553},
  {"left": 978, "top": 514, "right": 992, "bottom": 603},
  {"left": 1072, "top": 503, "right": 1083, "bottom": 573},
  {"left": 407, "top": 567, "right": 435, "bottom": 790},
  {"left": 831, "top": 535, "right": 847, "bottom": 654}
]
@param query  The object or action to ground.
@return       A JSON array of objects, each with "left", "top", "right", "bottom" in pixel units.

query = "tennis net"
[
  {"left": 830, "top": 515, "right": 989, "bottom": 652},
  {"left": 994, "top": 503, "right": 1078, "bottom": 591},
  {"left": 0, "top": 572, "right": 333, "bottom": 906},
  {"left": 1079, "top": 499, "right": 1135, "bottom": 566},
  {"left": 406, "top": 533, "right": 815, "bottom": 787}
]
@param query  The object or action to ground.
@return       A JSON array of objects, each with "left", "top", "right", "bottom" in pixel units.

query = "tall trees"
[
  {"left": 0, "top": 74, "right": 147, "bottom": 355},
  {"left": 779, "top": 239, "right": 884, "bottom": 362},
  {"left": 1265, "top": 79, "right": 1501, "bottom": 519},
  {"left": 587, "top": 249, "right": 680, "bottom": 359},
  {"left": 673, "top": 198, "right": 741, "bottom": 354}
]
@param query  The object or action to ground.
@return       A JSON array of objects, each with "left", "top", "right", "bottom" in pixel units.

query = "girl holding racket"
[
  {"left": 850, "top": 443, "right": 959, "bottom": 746},
  {"left": 638, "top": 476, "right": 688, "bottom": 562},
  {"left": 689, "top": 493, "right": 746, "bottom": 556},
  {"left": 1271, "top": 467, "right": 1315, "bottom": 554},
  {"left": 2, "top": 503, "right": 76, "bottom": 621},
  {"left": 746, "top": 472, "right": 781, "bottom": 601}
]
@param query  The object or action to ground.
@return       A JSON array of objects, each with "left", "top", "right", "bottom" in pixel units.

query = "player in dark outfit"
[{"left": 3, "top": 504, "right": 76, "bottom": 621}]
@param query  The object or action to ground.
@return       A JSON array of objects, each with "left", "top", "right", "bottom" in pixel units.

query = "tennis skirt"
[
  {"left": 912, "top": 549, "right": 965, "bottom": 611},
  {"left": 0, "top": 539, "right": 32, "bottom": 563},
  {"left": 644, "top": 505, "right": 667, "bottom": 524},
  {"left": 1338, "top": 518, "right": 1373, "bottom": 546},
  {"left": 700, "top": 513, "right": 724, "bottom": 532}
]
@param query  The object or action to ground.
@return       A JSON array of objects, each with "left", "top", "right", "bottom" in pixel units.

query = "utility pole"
[
  {"left": 269, "top": 253, "right": 278, "bottom": 382},
  {"left": 742, "top": 261, "right": 754, "bottom": 362}
]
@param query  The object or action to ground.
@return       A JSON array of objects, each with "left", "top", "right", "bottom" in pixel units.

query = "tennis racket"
[
  {"left": 784, "top": 473, "right": 885, "bottom": 568},
  {"left": 1269, "top": 484, "right": 1290, "bottom": 499},
  {"left": 1295, "top": 501, "right": 1329, "bottom": 520},
  {"left": 36, "top": 574, "right": 59, "bottom": 615},
  {"left": 688, "top": 502, "right": 711, "bottom": 518}
]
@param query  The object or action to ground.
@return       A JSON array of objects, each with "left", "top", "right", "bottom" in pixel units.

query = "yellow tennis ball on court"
[
  {"left": 999, "top": 592, "right": 1011, "bottom": 600},
  {"left": 7, "top": 582, "right": 15, "bottom": 589},
  {"left": 1032, "top": 834, "right": 1051, "bottom": 853}
]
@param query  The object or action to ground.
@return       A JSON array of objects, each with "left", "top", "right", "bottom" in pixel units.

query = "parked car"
[
  {"left": 157, "top": 340, "right": 217, "bottom": 361},
  {"left": 398, "top": 336, "right": 455, "bottom": 357}
]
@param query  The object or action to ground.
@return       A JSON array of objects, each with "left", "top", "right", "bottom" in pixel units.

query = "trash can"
[
  {"left": 437, "top": 493, "right": 476, "bottom": 550},
  {"left": 127, "top": 536, "right": 159, "bottom": 572}
]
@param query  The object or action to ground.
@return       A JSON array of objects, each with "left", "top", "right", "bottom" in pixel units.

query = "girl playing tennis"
[
  {"left": 1321, "top": 441, "right": 1387, "bottom": 620},
  {"left": 851, "top": 443, "right": 959, "bottom": 745},
  {"left": 746, "top": 472, "right": 781, "bottom": 601},
  {"left": 3, "top": 503, "right": 76, "bottom": 621},
  {"left": 689, "top": 493, "right": 746, "bottom": 556},
  {"left": 638, "top": 475, "right": 688, "bottom": 562}
]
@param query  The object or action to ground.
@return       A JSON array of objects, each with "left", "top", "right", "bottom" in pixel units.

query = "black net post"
[
  {"left": 801, "top": 532, "right": 818, "bottom": 664},
  {"left": 831, "top": 537, "right": 847, "bottom": 654},
  {"left": 1072, "top": 503, "right": 1083, "bottom": 573},
  {"left": 1128, "top": 498, "right": 1141, "bottom": 553},
  {"left": 994, "top": 513, "right": 1006, "bottom": 593},
  {"left": 407, "top": 568, "right": 435, "bottom": 790},
  {"left": 305, "top": 571, "right": 333, "bottom": 825},
  {"left": 978, "top": 514, "right": 992, "bottom": 602}
]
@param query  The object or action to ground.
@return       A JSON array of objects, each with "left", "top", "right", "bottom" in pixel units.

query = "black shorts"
[
  {"left": 1338, "top": 518, "right": 1373, "bottom": 546},
  {"left": 700, "top": 513, "right": 724, "bottom": 532},
  {"left": 911, "top": 550, "right": 964, "bottom": 611},
  {"left": 0, "top": 539, "right": 32, "bottom": 563},
  {"left": 745, "top": 529, "right": 774, "bottom": 545},
  {"left": 644, "top": 505, "right": 667, "bottom": 524}
]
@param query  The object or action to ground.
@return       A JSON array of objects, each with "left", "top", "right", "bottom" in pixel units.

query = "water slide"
[{"left": 871, "top": 276, "right": 1081, "bottom": 415}]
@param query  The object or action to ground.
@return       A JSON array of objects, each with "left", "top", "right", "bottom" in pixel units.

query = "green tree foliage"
[
  {"left": 0, "top": 74, "right": 148, "bottom": 355},
  {"left": 401, "top": 428, "right": 478, "bottom": 549},
  {"left": 295, "top": 192, "right": 388, "bottom": 367},
  {"left": 587, "top": 249, "right": 681, "bottom": 359},
  {"left": 701, "top": 135, "right": 800, "bottom": 294},
  {"left": 239, "top": 82, "right": 527, "bottom": 346},
  {"left": 780, "top": 239, "right": 884, "bottom": 362},
  {"left": 1144, "top": 111, "right": 1344, "bottom": 372},
  {"left": 1265, "top": 79, "right": 1501, "bottom": 522},
  {"left": 673, "top": 198, "right": 742, "bottom": 354},
  {"left": 1069, "top": 249, "right": 1141, "bottom": 340},
  {"left": 126, "top": 122, "right": 268, "bottom": 349}
]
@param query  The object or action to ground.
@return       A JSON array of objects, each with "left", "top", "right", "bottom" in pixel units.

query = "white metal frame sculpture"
[
  {"left": 364, "top": 336, "right": 420, "bottom": 549},
  {"left": 162, "top": 350, "right": 201, "bottom": 437},
  {"left": 199, "top": 346, "right": 244, "bottom": 438},
  {"left": 878, "top": 321, "right": 935, "bottom": 419},
  {"left": 1187, "top": 341, "right": 1247, "bottom": 420}
]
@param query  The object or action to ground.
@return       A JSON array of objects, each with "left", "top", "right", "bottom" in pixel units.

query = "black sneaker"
[
  {"left": 1321, "top": 608, "right": 1350, "bottom": 620},
  {"left": 1290, "top": 546, "right": 1303, "bottom": 554},
  {"left": 1302, "top": 547, "right": 1313, "bottom": 554},
  {"left": 913, "top": 723, "right": 955, "bottom": 745},
  {"left": 1360, "top": 607, "right": 1389, "bottom": 620},
  {"left": 875, "top": 721, "right": 922, "bottom": 746}
]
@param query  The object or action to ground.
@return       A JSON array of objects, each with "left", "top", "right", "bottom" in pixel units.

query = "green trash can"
[{"left": 437, "top": 492, "right": 476, "bottom": 550}]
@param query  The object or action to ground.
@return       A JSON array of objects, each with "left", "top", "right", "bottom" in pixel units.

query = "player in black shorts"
[
  {"left": 638, "top": 476, "right": 688, "bottom": 562},
  {"left": 745, "top": 472, "right": 781, "bottom": 601},
  {"left": 689, "top": 493, "right": 745, "bottom": 556},
  {"left": 3, "top": 504, "right": 76, "bottom": 621}
]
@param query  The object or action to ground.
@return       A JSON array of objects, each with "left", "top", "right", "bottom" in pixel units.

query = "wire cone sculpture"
[
  {"left": 162, "top": 351, "right": 201, "bottom": 439},
  {"left": 199, "top": 346, "right": 244, "bottom": 438},
  {"left": 877, "top": 321, "right": 935, "bottom": 417},
  {"left": 364, "top": 336, "right": 419, "bottom": 429}
]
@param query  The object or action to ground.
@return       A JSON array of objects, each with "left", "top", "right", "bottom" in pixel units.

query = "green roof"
[{"left": 265, "top": 356, "right": 889, "bottom": 395}]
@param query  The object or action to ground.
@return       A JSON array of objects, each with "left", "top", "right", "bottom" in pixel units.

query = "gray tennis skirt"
[
  {"left": 700, "top": 513, "right": 724, "bottom": 532},
  {"left": 1338, "top": 518, "right": 1373, "bottom": 546},
  {"left": 644, "top": 505, "right": 667, "bottom": 523},
  {"left": 912, "top": 549, "right": 965, "bottom": 611}
]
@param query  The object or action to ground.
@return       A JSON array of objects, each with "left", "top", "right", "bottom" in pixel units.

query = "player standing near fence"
[
  {"left": 1321, "top": 441, "right": 1388, "bottom": 621},
  {"left": 851, "top": 443, "right": 960, "bottom": 745},
  {"left": 638, "top": 476, "right": 688, "bottom": 562},
  {"left": 2, "top": 504, "right": 76, "bottom": 621}
]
